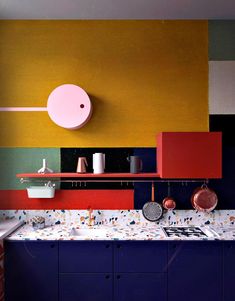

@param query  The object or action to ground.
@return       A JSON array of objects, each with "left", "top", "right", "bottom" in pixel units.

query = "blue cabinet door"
[
  {"left": 59, "top": 273, "right": 112, "bottom": 301},
  {"left": 114, "top": 241, "right": 167, "bottom": 301},
  {"left": 114, "top": 241, "right": 168, "bottom": 273},
  {"left": 168, "top": 241, "right": 222, "bottom": 301},
  {"left": 59, "top": 241, "right": 112, "bottom": 273},
  {"left": 114, "top": 273, "right": 167, "bottom": 301},
  {"left": 59, "top": 241, "right": 113, "bottom": 301},
  {"left": 4, "top": 240, "right": 58, "bottom": 301},
  {"left": 223, "top": 241, "right": 235, "bottom": 301}
]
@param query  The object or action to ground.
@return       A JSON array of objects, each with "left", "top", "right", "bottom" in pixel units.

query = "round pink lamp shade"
[{"left": 47, "top": 84, "right": 92, "bottom": 129}]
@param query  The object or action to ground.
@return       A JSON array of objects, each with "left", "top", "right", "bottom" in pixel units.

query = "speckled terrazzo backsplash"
[{"left": 0, "top": 210, "right": 235, "bottom": 227}]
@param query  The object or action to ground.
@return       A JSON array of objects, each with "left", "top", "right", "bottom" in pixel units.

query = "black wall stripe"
[
  {"left": 61, "top": 148, "right": 134, "bottom": 189},
  {"left": 61, "top": 144, "right": 235, "bottom": 209},
  {"left": 210, "top": 114, "right": 235, "bottom": 146}
]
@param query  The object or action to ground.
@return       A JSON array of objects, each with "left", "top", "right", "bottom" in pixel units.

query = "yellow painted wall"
[{"left": 0, "top": 20, "right": 208, "bottom": 147}]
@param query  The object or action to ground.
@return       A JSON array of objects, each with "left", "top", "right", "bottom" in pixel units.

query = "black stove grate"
[{"left": 163, "top": 227, "right": 208, "bottom": 238}]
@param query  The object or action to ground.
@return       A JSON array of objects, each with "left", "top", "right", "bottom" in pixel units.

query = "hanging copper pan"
[
  {"left": 162, "top": 182, "right": 176, "bottom": 210},
  {"left": 191, "top": 184, "right": 218, "bottom": 212}
]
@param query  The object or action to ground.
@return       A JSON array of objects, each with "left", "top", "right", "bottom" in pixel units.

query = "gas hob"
[{"left": 162, "top": 226, "right": 217, "bottom": 239}]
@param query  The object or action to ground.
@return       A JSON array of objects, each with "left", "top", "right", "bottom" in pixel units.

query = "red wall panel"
[{"left": 0, "top": 190, "right": 134, "bottom": 210}]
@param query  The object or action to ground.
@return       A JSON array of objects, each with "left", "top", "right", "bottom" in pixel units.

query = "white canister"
[{"left": 92, "top": 153, "right": 105, "bottom": 174}]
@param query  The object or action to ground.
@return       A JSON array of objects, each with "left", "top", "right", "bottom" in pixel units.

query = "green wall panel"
[
  {"left": 209, "top": 20, "right": 235, "bottom": 60},
  {"left": 0, "top": 148, "right": 60, "bottom": 190}
]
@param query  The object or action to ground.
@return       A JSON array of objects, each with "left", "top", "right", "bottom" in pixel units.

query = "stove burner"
[{"left": 163, "top": 227, "right": 208, "bottom": 238}]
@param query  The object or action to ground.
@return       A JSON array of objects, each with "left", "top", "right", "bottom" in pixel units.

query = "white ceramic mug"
[{"left": 92, "top": 153, "right": 105, "bottom": 174}]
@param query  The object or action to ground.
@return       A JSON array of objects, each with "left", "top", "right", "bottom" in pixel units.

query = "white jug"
[{"left": 93, "top": 153, "right": 105, "bottom": 174}]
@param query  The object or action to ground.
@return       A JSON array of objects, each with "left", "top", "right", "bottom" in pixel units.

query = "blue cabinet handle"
[
  {"left": 50, "top": 244, "right": 55, "bottom": 248},
  {"left": 117, "top": 275, "right": 121, "bottom": 279},
  {"left": 105, "top": 244, "right": 110, "bottom": 248},
  {"left": 117, "top": 245, "right": 121, "bottom": 249},
  {"left": 105, "top": 275, "right": 110, "bottom": 279}
]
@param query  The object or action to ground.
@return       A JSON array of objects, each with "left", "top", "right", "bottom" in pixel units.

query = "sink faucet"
[{"left": 87, "top": 207, "right": 95, "bottom": 227}]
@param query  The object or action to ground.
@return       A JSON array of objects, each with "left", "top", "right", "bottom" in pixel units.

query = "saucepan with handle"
[
  {"left": 162, "top": 182, "right": 176, "bottom": 210},
  {"left": 142, "top": 182, "right": 163, "bottom": 221}
]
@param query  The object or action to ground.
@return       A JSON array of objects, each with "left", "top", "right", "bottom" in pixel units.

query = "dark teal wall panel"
[
  {"left": 209, "top": 20, "right": 235, "bottom": 60},
  {"left": 0, "top": 148, "right": 60, "bottom": 190}
]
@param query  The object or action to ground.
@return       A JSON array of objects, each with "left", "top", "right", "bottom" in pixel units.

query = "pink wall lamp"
[{"left": 0, "top": 84, "right": 93, "bottom": 130}]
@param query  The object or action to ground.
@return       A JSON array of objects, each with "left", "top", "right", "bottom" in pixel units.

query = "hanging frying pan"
[
  {"left": 142, "top": 182, "right": 163, "bottom": 221},
  {"left": 191, "top": 184, "right": 218, "bottom": 212},
  {"left": 162, "top": 182, "right": 176, "bottom": 210}
]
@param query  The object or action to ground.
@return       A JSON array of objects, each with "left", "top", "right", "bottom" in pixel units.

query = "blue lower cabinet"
[
  {"left": 168, "top": 241, "right": 223, "bottom": 301},
  {"left": 59, "top": 241, "right": 113, "bottom": 301},
  {"left": 5, "top": 240, "right": 234, "bottom": 301},
  {"left": 114, "top": 273, "right": 167, "bottom": 301},
  {"left": 114, "top": 241, "right": 167, "bottom": 301},
  {"left": 4, "top": 241, "right": 58, "bottom": 301},
  {"left": 59, "top": 241, "right": 112, "bottom": 273},
  {"left": 114, "top": 241, "right": 167, "bottom": 273},
  {"left": 59, "top": 273, "right": 112, "bottom": 301},
  {"left": 223, "top": 241, "right": 235, "bottom": 301}
]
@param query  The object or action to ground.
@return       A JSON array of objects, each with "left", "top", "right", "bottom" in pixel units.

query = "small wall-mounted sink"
[
  {"left": 27, "top": 186, "right": 55, "bottom": 198},
  {"left": 69, "top": 227, "right": 108, "bottom": 238}
]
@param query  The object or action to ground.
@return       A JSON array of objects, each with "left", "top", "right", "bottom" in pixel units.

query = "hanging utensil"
[
  {"left": 142, "top": 182, "right": 163, "bottom": 221},
  {"left": 162, "top": 182, "right": 176, "bottom": 210},
  {"left": 191, "top": 183, "right": 218, "bottom": 212}
]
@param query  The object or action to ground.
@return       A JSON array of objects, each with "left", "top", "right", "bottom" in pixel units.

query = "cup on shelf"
[
  {"left": 77, "top": 157, "right": 88, "bottom": 173},
  {"left": 127, "top": 156, "right": 143, "bottom": 174},
  {"left": 93, "top": 153, "right": 105, "bottom": 174}
]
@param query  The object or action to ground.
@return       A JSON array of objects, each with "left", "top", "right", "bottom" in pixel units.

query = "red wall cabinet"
[{"left": 157, "top": 132, "right": 222, "bottom": 179}]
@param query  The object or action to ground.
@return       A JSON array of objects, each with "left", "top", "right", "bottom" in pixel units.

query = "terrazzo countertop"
[
  {"left": 3, "top": 210, "right": 235, "bottom": 241},
  {"left": 5, "top": 223, "right": 235, "bottom": 241}
]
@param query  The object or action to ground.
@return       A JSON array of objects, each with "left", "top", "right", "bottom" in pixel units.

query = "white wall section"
[{"left": 209, "top": 61, "right": 235, "bottom": 114}]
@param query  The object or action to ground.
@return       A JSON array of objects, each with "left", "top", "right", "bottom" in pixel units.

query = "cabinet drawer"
[
  {"left": 114, "top": 241, "right": 167, "bottom": 273},
  {"left": 59, "top": 241, "right": 112, "bottom": 272},
  {"left": 59, "top": 273, "right": 112, "bottom": 301},
  {"left": 114, "top": 273, "right": 167, "bottom": 301}
]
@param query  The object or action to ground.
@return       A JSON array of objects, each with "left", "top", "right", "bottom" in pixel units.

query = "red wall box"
[{"left": 157, "top": 132, "right": 222, "bottom": 179}]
